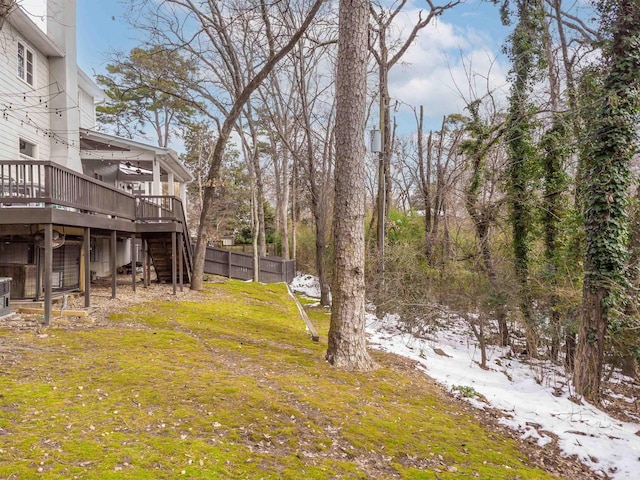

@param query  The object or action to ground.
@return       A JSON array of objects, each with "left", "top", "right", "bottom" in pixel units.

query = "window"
[
  {"left": 19, "top": 138, "right": 36, "bottom": 159},
  {"left": 17, "top": 42, "right": 34, "bottom": 86}
]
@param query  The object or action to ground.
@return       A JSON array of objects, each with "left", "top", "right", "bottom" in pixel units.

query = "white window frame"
[
  {"left": 19, "top": 138, "right": 37, "bottom": 160},
  {"left": 17, "top": 41, "right": 35, "bottom": 87}
]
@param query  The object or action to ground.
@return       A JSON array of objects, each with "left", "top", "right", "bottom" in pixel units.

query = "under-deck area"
[{"left": 0, "top": 160, "right": 193, "bottom": 325}]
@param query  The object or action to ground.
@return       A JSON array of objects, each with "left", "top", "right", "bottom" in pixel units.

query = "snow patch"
[{"left": 296, "top": 274, "right": 640, "bottom": 479}]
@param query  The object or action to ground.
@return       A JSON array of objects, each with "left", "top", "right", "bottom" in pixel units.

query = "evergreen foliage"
[
  {"left": 503, "top": 0, "right": 546, "bottom": 350},
  {"left": 574, "top": 0, "right": 640, "bottom": 399},
  {"left": 96, "top": 46, "right": 198, "bottom": 146}
]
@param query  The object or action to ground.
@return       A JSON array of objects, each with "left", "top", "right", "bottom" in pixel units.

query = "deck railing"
[
  {"left": 0, "top": 160, "right": 137, "bottom": 219},
  {"left": 136, "top": 194, "right": 194, "bottom": 274},
  {"left": 0, "top": 161, "right": 189, "bottom": 228},
  {"left": 0, "top": 160, "right": 193, "bottom": 282}
]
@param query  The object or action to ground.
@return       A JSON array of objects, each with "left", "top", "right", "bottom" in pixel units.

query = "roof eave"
[{"left": 7, "top": 8, "right": 64, "bottom": 57}]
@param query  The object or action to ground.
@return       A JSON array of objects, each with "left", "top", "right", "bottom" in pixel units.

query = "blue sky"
[
  {"left": 21, "top": 0, "right": 143, "bottom": 75},
  {"left": 22, "top": 0, "right": 514, "bottom": 137},
  {"left": 76, "top": 0, "right": 142, "bottom": 76}
]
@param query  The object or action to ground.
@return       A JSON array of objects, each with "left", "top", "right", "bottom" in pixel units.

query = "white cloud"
[{"left": 374, "top": 9, "right": 510, "bottom": 131}]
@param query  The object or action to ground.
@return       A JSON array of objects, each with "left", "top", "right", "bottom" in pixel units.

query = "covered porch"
[{"left": 79, "top": 128, "right": 190, "bottom": 207}]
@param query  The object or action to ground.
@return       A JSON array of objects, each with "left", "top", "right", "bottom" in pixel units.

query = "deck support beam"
[
  {"left": 142, "top": 238, "right": 149, "bottom": 287},
  {"left": 43, "top": 223, "right": 53, "bottom": 326},
  {"left": 111, "top": 230, "right": 117, "bottom": 299},
  {"left": 131, "top": 234, "right": 137, "bottom": 292},
  {"left": 84, "top": 227, "right": 91, "bottom": 308},
  {"left": 178, "top": 232, "right": 183, "bottom": 293},
  {"left": 171, "top": 231, "right": 177, "bottom": 295}
]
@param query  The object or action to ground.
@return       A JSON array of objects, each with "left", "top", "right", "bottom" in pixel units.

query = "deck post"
[
  {"left": 84, "top": 227, "right": 91, "bottom": 308},
  {"left": 111, "top": 230, "right": 117, "bottom": 299},
  {"left": 142, "top": 238, "right": 148, "bottom": 288},
  {"left": 178, "top": 232, "right": 183, "bottom": 292},
  {"left": 43, "top": 224, "right": 53, "bottom": 326},
  {"left": 171, "top": 231, "right": 177, "bottom": 295},
  {"left": 131, "top": 234, "right": 137, "bottom": 292},
  {"left": 35, "top": 245, "right": 41, "bottom": 301}
]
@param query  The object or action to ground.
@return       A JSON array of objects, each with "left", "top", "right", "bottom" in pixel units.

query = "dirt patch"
[{"left": 2, "top": 276, "right": 208, "bottom": 331}]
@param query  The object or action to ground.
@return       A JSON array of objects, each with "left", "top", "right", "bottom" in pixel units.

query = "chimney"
[{"left": 47, "top": 0, "right": 81, "bottom": 172}]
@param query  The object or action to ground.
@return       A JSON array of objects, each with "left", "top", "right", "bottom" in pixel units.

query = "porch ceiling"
[
  {"left": 80, "top": 129, "right": 193, "bottom": 183},
  {"left": 80, "top": 138, "right": 129, "bottom": 152}
]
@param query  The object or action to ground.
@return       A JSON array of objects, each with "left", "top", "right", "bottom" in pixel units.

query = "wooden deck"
[{"left": 0, "top": 160, "right": 193, "bottom": 325}]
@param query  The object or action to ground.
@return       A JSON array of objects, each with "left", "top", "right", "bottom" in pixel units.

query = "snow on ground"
[
  {"left": 290, "top": 275, "right": 640, "bottom": 479},
  {"left": 366, "top": 313, "right": 640, "bottom": 479},
  {"left": 290, "top": 274, "right": 322, "bottom": 301}
]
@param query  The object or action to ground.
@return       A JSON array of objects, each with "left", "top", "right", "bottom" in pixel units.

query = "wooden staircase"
[
  {"left": 135, "top": 195, "right": 194, "bottom": 285},
  {"left": 143, "top": 231, "right": 193, "bottom": 284}
]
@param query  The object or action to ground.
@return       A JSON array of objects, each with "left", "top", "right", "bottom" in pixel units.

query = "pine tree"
[{"left": 325, "top": 0, "right": 374, "bottom": 371}]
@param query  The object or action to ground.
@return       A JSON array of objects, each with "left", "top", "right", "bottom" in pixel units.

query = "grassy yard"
[{"left": 0, "top": 281, "right": 561, "bottom": 479}]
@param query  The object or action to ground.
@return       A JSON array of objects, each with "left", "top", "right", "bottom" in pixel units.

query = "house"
[{"left": 0, "top": 0, "right": 194, "bottom": 324}]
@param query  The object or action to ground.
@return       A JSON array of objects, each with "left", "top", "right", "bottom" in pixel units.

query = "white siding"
[
  {"left": 0, "top": 24, "right": 51, "bottom": 161},
  {"left": 78, "top": 87, "right": 95, "bottom": 129}
]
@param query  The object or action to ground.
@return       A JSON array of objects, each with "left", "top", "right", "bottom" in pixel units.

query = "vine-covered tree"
[
  {"left": 503, "top": 0, "right": 545, "bottom": 355},
  {"left": 574, "top": 0, "right": 640, "bottom": 401}
]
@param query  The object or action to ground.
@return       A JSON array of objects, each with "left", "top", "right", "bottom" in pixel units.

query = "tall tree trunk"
[
  {"left": 280, "top": 148, "right": 290, "bottom": 260},
  {"left": 296, "top": 48, "right": 333, "bottom": 305},
  {"left": 291, "top": 154, "right": 298, "bottom": 261},
  {"left": 574, "top": 0, "right": 640, "bottom": 401},
  {"left": 375, "top": 34, "right": 390, "bottom": 264},
  {"left": 505, "top": 0, "right": 544, "bottom": 356},
  {"left": 463, "top": 101, "right": 510, "bottom": 346},
  {"left": 419, "top": 128, "right": 433, "bottom": 260},
  {"left": 552, "top": 0, "right": 581, "bottom": 367},
  {"left": 251, "top": 184, "right": 260, "bottom": 282},
  {"left": 326, "top": 0, "right": 374, "bottom": 371},
  {"left": 254, "top": 162, "right": 267, "bottom": 257},
  {"left": 541, "top": 7, "right": 568, "bottom": 362}
]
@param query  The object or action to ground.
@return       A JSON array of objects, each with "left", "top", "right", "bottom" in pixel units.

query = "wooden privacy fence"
[{"left": 203, "top": 246, "right": 296, "bottom": 283}]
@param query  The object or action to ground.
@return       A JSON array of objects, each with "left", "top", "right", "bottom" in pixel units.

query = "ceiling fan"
[{"left": 35, "top": 230, "right": 65, "bottom": 249}]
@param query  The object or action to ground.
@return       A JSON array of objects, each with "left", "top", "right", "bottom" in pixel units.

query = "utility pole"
[{"left": 370, "top": 129, "right": 384, "bottom": 280}]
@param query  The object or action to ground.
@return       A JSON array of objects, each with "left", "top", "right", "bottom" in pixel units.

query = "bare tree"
[
  {"left": 368, "top": 0, "right": 461, "bottom": 263},
  {"left": 292, "top": 37, "right": 336, "bottom": 306},
  {"left": 129, "top": 0, "right": 325, "bottom": 290},
  {"left": 326, "top": 0, "right": 373, "bottom": 370},
  {"left": 0, "top": 0, "right": 18, "bottom": 32}
]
